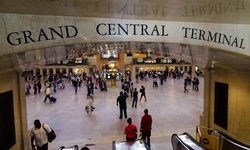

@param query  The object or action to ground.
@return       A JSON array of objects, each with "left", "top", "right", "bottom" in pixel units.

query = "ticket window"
[
  {"left": 185, "top": 66, "right": 188, "bottom": 72},
  {"left": 69, "top": 68, "right": 73, "bottom": 74},
  {"left": 42, "top": 69, "right": 47, "bottom": 76},
  {"left": 180, "top": 66, "right": 183, "bottom": 71},
  {"left": 103, "top": 73, "right": 107, "bottom": 79},
  {"left": 175, "top": 66, "right": 178, "bottom": 71},
  {"left": 49, "top": 68, "right": 53, "bottom": 75},
  {"left": 116, "top": 73, "right": 120, "bottom": 80},
  {"left": 62, "top": 68, "right": 66, "bottom": 74},
  {"left": 135, "top": 67, "right": 139, "bottom": 74},
  {"left": 107, "top": 73, "right": 111, "bottom": 79},
  {"left": 56, "top": 68, "right": 60, "bottom": 74},
  {"left": 189, "top": 66, "right": 192, "bottom": 72},
  {"left": 89, "top": 68, "right": 93, "bottom": 74},
  {"left": 36, "top": 69, "right": 40, "bottom": 75}
]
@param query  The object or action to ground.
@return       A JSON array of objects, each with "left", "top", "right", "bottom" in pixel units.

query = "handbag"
[
  {"left": 128, "top": 125, "right": 138, "bottom": 139},
  {"left": 43, "top": 124, "right": 56, "bottom": 143}
]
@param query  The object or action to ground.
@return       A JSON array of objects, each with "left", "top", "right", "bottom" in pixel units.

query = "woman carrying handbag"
[{"left": 124, "top": 118, "right": 138, "bottom": 141}]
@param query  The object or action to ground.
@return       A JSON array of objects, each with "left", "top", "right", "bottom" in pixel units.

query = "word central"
[{"left": 96, "top": 23, "right": 169, "bottom": 36}]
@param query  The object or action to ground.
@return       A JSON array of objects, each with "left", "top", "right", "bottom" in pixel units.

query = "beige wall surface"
[
  {"left": 201, "top": 70, "right": 250, "bottom": 144},
  {"left": 0, "top": 73, "right": 29, "bottom": 150}
]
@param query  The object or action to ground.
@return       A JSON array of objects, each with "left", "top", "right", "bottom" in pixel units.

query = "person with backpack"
[
  {"left": 30, "top": 119, "right": 52, "bottom": 150},
  {"left": 139, "top": 85, "right": 147, "bottom": 101}
]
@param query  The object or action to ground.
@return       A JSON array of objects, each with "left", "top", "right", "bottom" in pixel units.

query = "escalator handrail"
[
  {"left": 213, "top": 129, "right": 250, "bottom": 149},
  {"left": 182, "top": 132, "right": 208, "bottom": 150},
  {"left": 171, "top": 133, "right": 192, "bottom": 150}
]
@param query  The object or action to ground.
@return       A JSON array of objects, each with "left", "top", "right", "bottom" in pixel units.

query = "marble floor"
[{"left": 26, "top": 74, "right": 204, "bottom": 150}]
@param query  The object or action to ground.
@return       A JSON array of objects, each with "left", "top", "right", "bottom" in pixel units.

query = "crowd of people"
[{"left": 27, "top": 69, "right": 200, "bottom": 149}]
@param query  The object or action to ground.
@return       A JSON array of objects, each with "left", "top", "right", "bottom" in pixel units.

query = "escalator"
[
  {"left": 171, "top": 133, "right": 208, "bottom": 150},
  {"left": 58, "top": 145, "right": 79, "bottom": 150},
  {"left": 211, "top": 130, "right": 250, "bottom": 150}
]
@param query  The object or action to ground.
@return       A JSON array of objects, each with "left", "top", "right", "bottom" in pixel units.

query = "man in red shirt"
[{"left": 140, "top": 109, "right": 152, "bottom": 148}]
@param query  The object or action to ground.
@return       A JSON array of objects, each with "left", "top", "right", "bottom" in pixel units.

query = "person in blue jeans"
[
  {"left": 117, "top": 91, "right": 128, "bottom": 119},
  {"left": 132, "top": 88, "right": 138, "bottom": 108},
  {"left": 72, "top": 78, "right": 78, "bottom": 93}
]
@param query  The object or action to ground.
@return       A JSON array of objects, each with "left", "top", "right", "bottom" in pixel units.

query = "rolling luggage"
[{"left": 50, "top": 96, "right": 57, "bottom": 103}]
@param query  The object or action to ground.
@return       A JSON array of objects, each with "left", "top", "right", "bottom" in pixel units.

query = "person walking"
[
  {"left": 37, "top": 79, "right": 42, "bottom": 93},
  {"left": 152, "top": 75, "right": 158, "bottom": 87},
  {"left": 184, "top": 79, "right": 189, "bottom": 93},
  {"left": 117, "top": 91, "right": 128, "bottom": 119},
  {"left": 135, "top": 73, "right": 139, "bottom": 83},
  {"left": 85, "top": 93, "right": 95, "bottom": 113},
  {"left": 72, "top": 78, "right": 78, "bottom": 93},
  {"left": 33, "top": 81, "right": 38, "bottom": 94},
  {"left": 102, "top": 79, "right": 107, "bottom": 91},
  {"left": 52, "top": 80, "right": 57, "bottom": 93},
  {"left": 195, "top": 77, "right": 199, "bottom": 91},
  {"left": 139, "top": 85, "right": 147, "bottom": 101},
  {"left": 43, "top": 86, "right": 51, "bottom": 103},
  {"left": 192, "top": 77, "right": 197, "bottom": 90},
  {"left": 140, "top": 109, "right": 152, "bottom": 148},
  {"left": 132, "top": 88, "right": 138, "bottom": 108},
  {"left": 25, "top": 80, "right": 31, "bottom": 95},
  {"left": 130, "top": 82, "right": 134, "bottom": 97},
  {"left": 124, "top": 118, "right": 138, "bottom": 141},
  {"left": 30, "top": 119, "right": 52, "bottom": 150}
]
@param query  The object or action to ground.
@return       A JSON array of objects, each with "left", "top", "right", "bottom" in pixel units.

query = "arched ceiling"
[
  {"left": 0, "top": 0, "right": 250, "bottom": 74},
  {"left": 1, "top": 0, "right": 250, "bottom": 24}
]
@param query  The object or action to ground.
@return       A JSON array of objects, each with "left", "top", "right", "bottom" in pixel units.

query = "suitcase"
[{"left": 50, "top": 96, "right": 57, "bottom": 103}]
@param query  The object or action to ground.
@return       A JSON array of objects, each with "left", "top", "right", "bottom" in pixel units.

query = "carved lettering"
[
  {"left": 6, "top": 25, "right": 78, "bottom": 46},
  {"left": 7, "top": 32, "right": 22, "bottom": 46},
  {"left": 182, "top": 27, "right": 245, "bottom": 49},
  {"left": 96, "top": 23, "right": 169, "bottom": 37},
  {"left": 95, "top": 2, "right": 168, "bottom": 17},
  {"left": 183, "top": 0, "right": 245, "bottom": 17}
]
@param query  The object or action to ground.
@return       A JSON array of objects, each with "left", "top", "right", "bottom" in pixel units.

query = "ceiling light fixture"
[
  {"left": 178, "top": 59, "right": 185, "bottom": 65},
  {"left": 108, "top": 56, "right": 117, "bottom": 62},
  {"left": 179, "top": 44, "right": 186, "bottom": 65},
  {"left": 21, "top": 70, "right": 33, "bottom": 77},
  {"left": 144, "top": 49, "right": 153, "bottom": 63},
  {"left": 208, "top": 61, "right": 216, "bottom": 73}
]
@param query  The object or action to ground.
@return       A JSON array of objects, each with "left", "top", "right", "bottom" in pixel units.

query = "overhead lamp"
[
  {"left": 144, "top": 49, "right": 153, "bottom": 63},
  {"left": 21, "top": 70, "right": 33, "bottom": 77},
  {"left": 108, "top": 56, "right": 116, "bottom": 62},
  {"left": 208, "top": 61, "right": 216, "bottom": 73},
  {"left": 144, "top": 56, "right": 152, "bottom": 63},
  {"left": 178, "top": 59, "right": 185, "bottom": 65},
  {"left": 178, "top": 54, "right": 185, "bottom": 65},
  {"left": 179, "top": 44, "right": 185, "bottom": 65}
]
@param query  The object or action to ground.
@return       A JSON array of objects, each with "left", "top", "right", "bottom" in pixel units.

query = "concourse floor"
[{"left": 26, "top": 75, "right": 204, "bottom": 150}]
